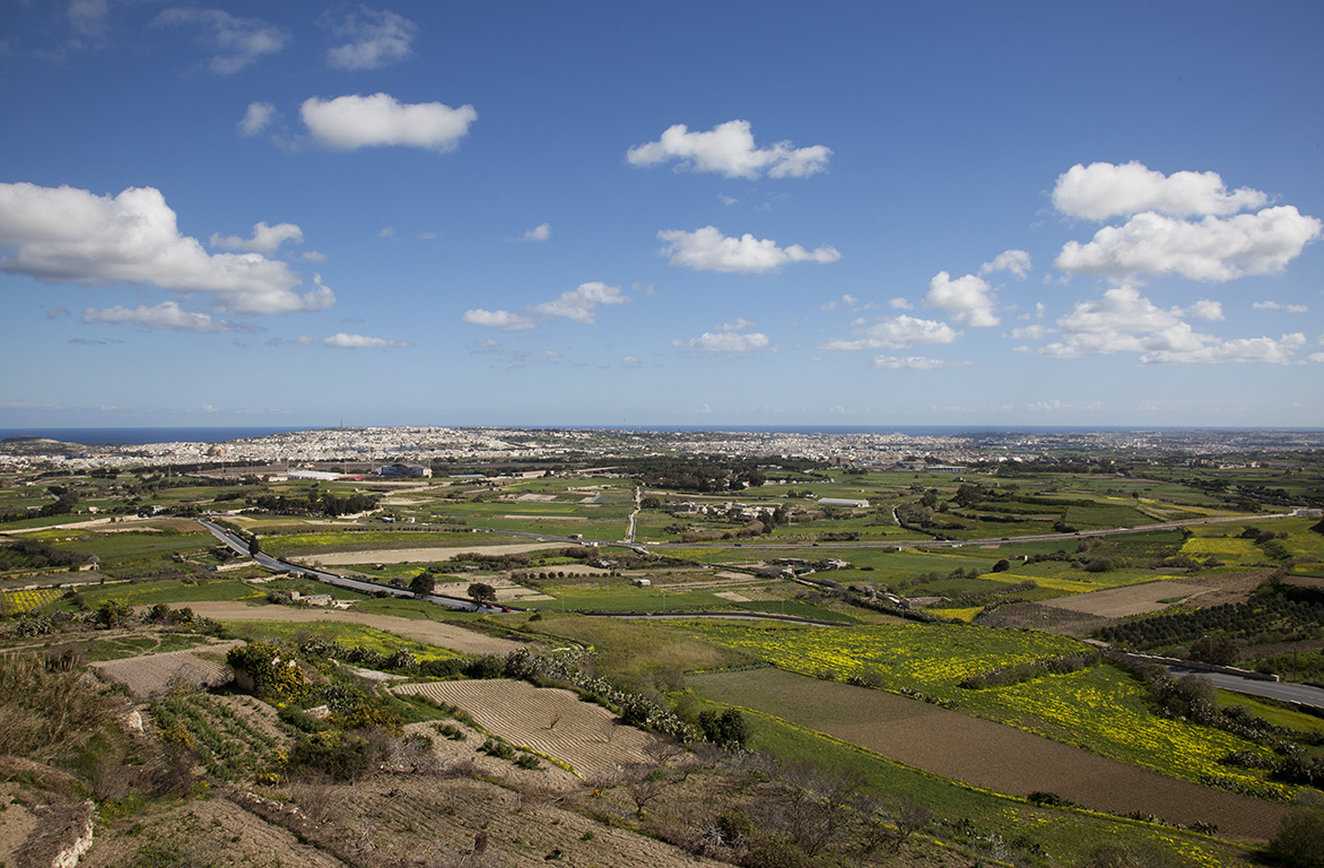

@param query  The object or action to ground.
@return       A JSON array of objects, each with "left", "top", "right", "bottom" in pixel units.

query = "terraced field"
[
  {"left": 91, "top": 641, "right": 240, "bottom": 696},
  {"left": 0, "top": 587, "right": 61, "bottom": 615},
  {"left": 393, "top": 678, "right": 656, "bottom": 778}
]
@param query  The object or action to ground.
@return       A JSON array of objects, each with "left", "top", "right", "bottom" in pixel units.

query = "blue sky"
[{"left": 2, "top": 0, "right": 1322, "bottom": 427}]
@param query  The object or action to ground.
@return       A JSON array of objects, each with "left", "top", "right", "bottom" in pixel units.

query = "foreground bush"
[
  {"left": 1267, "top": 808, "right": 1324, "bottom": 867},
  {"left": 288, "top": 730, "right": 388, "bottom": 782}
]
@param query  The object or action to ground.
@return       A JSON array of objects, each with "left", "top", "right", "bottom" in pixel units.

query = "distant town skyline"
[{"left": 2, "top": 1, "right": 1322, "bottom": 427}]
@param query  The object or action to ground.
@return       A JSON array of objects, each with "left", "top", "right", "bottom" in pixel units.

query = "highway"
[
  {"left": 196, "top": 518, "right": 501, "bottom": 613},
  {"left": 651, "top": 511, "right": 1302, "bottom": 551},
  {"left": 1167, "top": 666, "right": 1324, "bottom": 710}
]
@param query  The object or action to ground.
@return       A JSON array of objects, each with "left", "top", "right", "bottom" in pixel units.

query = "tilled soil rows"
[
  {"left": 90, "top": 641, "right": 241, "bottom": 697},
  {"left": 394, "top": 678, "right": 657, "bottom": 778}
]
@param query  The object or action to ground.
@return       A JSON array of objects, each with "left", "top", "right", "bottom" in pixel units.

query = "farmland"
[
  {"left": 2, "top": 431, "right": 1323, "bottom": 866},
  {"left": 676, "top": 619, "right": 1291, "bottom": 796},
  {"left": 394, "top": 678, "right": 659, "bottom": 778},
  {"left": 689, "top": 667, "right": 1287, "bottom": 838}
]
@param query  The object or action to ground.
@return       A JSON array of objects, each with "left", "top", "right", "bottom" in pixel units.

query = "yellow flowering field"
[
  {"left": 684, "top": 619, "right": 1286, "bottom": 795},
  {"left": 0, "top": 587, "right": 62, "bottom": 616},
  {"left": 1180, "top": 536, "right": 1259, "bottom": 560},
  {"left": 982, "top": 666, "right": 1287, "bottom": 798},
  {"left": 924, "top": 606, "right": 982, "bottom": 622},
  {"left": 680, "top": 619, "right": 1081, "bottom": 689}
]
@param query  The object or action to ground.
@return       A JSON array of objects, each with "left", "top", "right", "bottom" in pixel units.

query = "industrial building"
[{"left": 377, "top": 463, "right": 433, "bottom": 478}]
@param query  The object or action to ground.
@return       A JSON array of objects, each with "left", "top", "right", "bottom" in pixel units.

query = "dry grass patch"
[{"left": 185, "top": 601, "right": 524, "bottom": 655}]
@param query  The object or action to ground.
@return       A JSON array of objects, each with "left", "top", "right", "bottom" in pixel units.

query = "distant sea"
[
  {"left": 0, "top": 427, "right": 310, "bottom": 446},
  {"left": 1, "top": 424, "right": 1319, "bottom": 447}
]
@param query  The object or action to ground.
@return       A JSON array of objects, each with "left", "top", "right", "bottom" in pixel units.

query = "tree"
[
  {"left": 467, "top": 582, "right": 496, "bottom": 603},
  {"left": 409, "top": 571, "right": 436, "bottom": 597},
  {"left": 991, "top": 558, "right": 1010, "bottom": 573},
  {"left": 248, "top": 534, "right": 261, "bottom": 556},
  {"left": 698, "top": 708, "right": 749, "bottom": 747}
]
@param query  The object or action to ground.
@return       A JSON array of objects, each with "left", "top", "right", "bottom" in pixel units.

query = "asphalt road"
[
  {"left": 1168, "top": 667, "right": 1324, "bottom": 710},
  {"left": 196, "top": 518, "right": 499, "bottom": 613}
]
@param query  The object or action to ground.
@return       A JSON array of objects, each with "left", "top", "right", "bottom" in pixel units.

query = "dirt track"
[
  {"left": 185, "top": 602, "right": 523, "bottom": 656},
  {"left": 690, "top": 667, "right": 1288, "bottom": 839}
]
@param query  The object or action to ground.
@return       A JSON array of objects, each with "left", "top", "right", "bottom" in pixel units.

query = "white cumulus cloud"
[
  {"left": 82, "top": 301, "right": 230, "bottom": 332},
  {"left": 658, "top": 226, "right": 840, "bottom": 273},
  {"left": 1253, "top": 300, "right": 1309, "bottom": 314},
  {"left": 1185, "top": 299, "right": 1225, "bottom": 321},
  {"left": 325, "top": 7, "right": 417, "bottom": 70},
  {"left": 534, "top": 282, "right": 627, "bottom": 324},
  {"left": 821, "top": 315, "right": 958, "bottom": 351},
  {"left": 301, "top": 93, "right": 477, "bottom": 152},
  {"left": 627, "top": 120, "right": 831, "bottom": 179},
  {"left": 209, "top": 221, "right": 303, "bottom": 255},
  {"left": 980, "top": 249, "right": 1032, "bottom": 279},
  {"left": 155, "top": 8, "right": 287, "bottom": 75},
  {"left": 521, "top": 222, "right": 551, "bottom": 242},
  {"left": 683, "top": 322, "right": 770, "bottom": 352},
  {"left": 323, "top": 332, "right": 410, "bottom": 349},
  {"left": 1055, "top": 206, "right": 1321, "bottom": 282},
  {"left": 924, "top": 271, "right": 999, "bottom": 327},
  {"left": 1042, "top": 285, "right": 1306, "bottom": 364},
  {"left": 0, "top": 182, "right": 331, "bottom": 314},
  {"left": 1052, "top": 161, "right": 1269, "bottom": 220},
  {"left": 238, "top": 101, "right": 275, "bottom": 137},
  {"left": 463, "top": 308, "right": 534, "bottom": 330},
  {"left": 872, "top": 355, "right": 963, "bottom": 370}
]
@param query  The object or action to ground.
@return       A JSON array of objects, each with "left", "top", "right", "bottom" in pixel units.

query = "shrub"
[
  {"left": 432, "top": 722, "right": 465, "bottom": 741},
  {"left": 1027, "top": 791, "right": 1075, "bottom": 807},
  {"left": 991, "top": 559, "right": 1010, "bottom": 573},
  {"left": 479, "top": 737, "right": 515, "bottom": 760},
  {"left": 94, "top": 599, "right": 132, "bottom": 628},
  {"left": 698, "top": 708, "right": 749, "bottom": 748},
  {"left": 227, "top": 642, "right": 310, "bottom": 703},
  {"left": 289, "top": 730, "right": 386, "bottom": 782},
  {"left": 514, "top": 752, "right": 542, "bottom": 770},
  {"left": 463, "top": 655, "right": 506, "bottom": 679},
  {"left": 1267, "top": 808, "right": 1324, "bottom": 867}
]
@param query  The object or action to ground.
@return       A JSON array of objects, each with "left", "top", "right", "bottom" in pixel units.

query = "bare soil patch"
[
  {"left": 393, "top": 678, "right": 657, "bottom": 778},
  {"left": 690, "top": 667, "right": 1287, "bottom": 839},
  {"left": 295, "top": 542, "right": 565, "bottom": 566},
  {"left": 976, "top": 601, "right": 1107, "bottom": 637},
  {"left": 1040, "top": 580, "right": 1209, "bottom": 618},
  {"left": 83, "top": 796, "right": 341, "bottom": 868},
  {"left": 186, "top": 602, "right": 524, "bottom": 656},
  {"left": 433, "top": 577, "right": 552, "bottom": 602},
  {"left": 272, "top": 774, "right": 716, "bottom": 867},
  {"left": 91, "top": 640, "right": 240, "bottom": 697}
]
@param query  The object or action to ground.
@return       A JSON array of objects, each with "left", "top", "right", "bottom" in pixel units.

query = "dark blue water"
[{"left": 0, "top": 427, "right": 310, "bottom": 446}]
